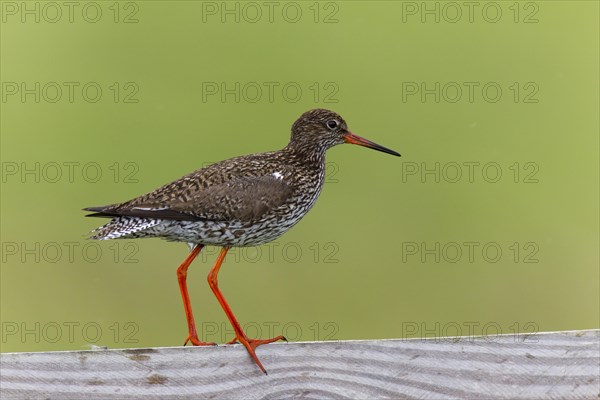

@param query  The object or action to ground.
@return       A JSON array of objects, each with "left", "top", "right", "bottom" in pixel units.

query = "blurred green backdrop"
[{"left": 1, "top": 1, "right": 598, "bottom": 352}]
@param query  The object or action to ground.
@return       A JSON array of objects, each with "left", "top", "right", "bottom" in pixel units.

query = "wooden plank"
[{"left": 1, "top": 330, "right": 598, "bottom": 399}]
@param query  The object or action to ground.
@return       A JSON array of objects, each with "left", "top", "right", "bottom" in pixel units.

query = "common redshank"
[{"left": 84, "top": 109, "right": 400, "bottom": 373}]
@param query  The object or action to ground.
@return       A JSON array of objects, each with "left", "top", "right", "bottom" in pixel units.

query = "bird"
[{"left": 83, "top": 108, "right": 400, "bottom": 374}]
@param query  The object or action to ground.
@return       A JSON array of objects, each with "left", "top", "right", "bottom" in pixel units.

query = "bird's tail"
[{"left": 87, "top": 217, "right": 160, "bottom": 240}]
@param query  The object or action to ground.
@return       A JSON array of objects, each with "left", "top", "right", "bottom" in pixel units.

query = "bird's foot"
[
  {"left": 183, "top": 334, "right": 216, "bottom": 347},
  {"left": 226, "top": 335, "right": 287, "bottom": 345},
  {"left": 227, "top": 334, "right": 287, "bottom": 374}
]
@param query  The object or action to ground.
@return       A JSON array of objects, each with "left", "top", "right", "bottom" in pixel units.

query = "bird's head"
[{"left": 289, "top": 109, "right": 401, "bottom": 157}]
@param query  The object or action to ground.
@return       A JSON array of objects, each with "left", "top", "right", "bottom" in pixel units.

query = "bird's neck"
[{"left": 283, "top": 142, "right": 327, "bottom": 167}]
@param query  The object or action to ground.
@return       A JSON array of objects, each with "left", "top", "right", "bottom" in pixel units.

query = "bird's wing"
[{"left": 84, "top": 174, "right": 293, "bottom": 223}]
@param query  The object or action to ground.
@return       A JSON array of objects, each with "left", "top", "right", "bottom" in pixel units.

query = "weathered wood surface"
[{"left": 1, "top": 330, "right": 598, "bottom": 399}]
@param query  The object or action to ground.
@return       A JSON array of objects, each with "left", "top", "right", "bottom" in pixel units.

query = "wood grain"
[{"left": 1, "top": 330, "right": 598, "bottom": 399}]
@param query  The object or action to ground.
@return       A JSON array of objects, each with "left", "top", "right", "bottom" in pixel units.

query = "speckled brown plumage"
[{"left": 84, "top": 109, "right": 400, "bottom": 247}]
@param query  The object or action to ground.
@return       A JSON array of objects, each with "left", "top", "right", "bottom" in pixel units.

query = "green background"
[{"left": 1, "top": 1, "right": 598, "bottom": 352}]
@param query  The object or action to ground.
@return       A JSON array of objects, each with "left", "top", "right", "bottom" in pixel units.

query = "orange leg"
[
  {"left": 207, "top": 247, "right": 286, "bottom": 374},
  {"left": 177, "top": 244, "right": 215, "bottom": 346}
]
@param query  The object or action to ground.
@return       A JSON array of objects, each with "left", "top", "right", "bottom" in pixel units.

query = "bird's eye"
[{"left": 326, "top": 120, "right": 339, "bottom": 130}]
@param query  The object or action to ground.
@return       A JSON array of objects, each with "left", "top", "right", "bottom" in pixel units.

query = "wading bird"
[{"left": 84, "top": 109, "right": 400, "bottom": 373}]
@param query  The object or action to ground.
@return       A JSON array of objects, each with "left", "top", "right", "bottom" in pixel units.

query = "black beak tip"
[{"left": 379, "top": 147, "right": 401, "bottom": 157}]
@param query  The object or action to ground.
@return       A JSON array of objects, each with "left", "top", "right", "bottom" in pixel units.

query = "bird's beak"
[{"left": 343, "top": 132, "right": 401, "bottom": 157}]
